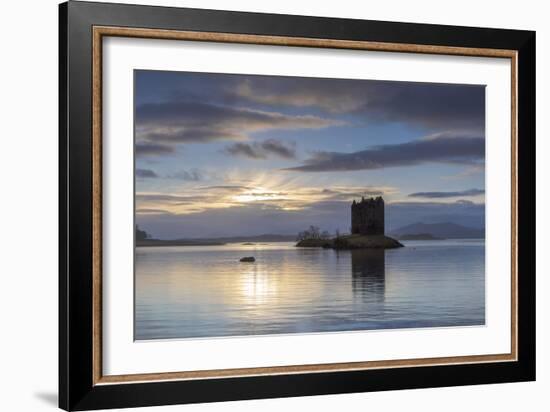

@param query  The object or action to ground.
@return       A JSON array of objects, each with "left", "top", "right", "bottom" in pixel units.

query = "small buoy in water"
[{"left": 239, "top": 256, "right": 255, "bottom": 262}]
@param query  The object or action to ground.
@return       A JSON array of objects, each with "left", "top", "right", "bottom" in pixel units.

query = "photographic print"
[
  {"left": 134, "top": 70, "right": 486, "bottom": 340},
  {"left": 60, "top": 5, "right": 535, "bottom": 408}
]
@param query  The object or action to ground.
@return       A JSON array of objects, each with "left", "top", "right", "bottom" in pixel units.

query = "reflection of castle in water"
[{"left": 350, "top": 249, "right": 386, "bottom": 302}]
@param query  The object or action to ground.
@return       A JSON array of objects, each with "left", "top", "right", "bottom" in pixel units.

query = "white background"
[
  {"left": 0, "top": 0, "right": 547, "bottom": 411},
  {"left": 103, "top": 37, "right": 511, "bottom": 376}
]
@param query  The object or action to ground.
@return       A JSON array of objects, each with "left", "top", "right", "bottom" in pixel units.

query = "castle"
[{"left": 351, "top": 196, "right": 385, "bottom": 236}]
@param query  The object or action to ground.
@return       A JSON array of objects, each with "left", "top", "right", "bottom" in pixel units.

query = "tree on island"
[
  {"left": 296, "top": 225, "right": 331, "bottom": 241},
  {"left": 136, "top": 225, "right": 151, "bottom": 241}
]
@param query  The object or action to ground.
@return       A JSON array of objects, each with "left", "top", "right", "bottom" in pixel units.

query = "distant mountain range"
[
  {"left": 137, "top": 233, "right": 297, "bottom": 247},
  {"left": 396, "top": 233, "right": 443, "bottom": 240},
  {"left": 389, "top": 222, "right": 484, "bottom": 239},
  {"left": 138, "top": 224, "right": 485, "bottom": 247}
]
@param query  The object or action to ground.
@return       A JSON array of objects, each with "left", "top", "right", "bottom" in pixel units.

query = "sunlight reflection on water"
[{"left": 135, "top": 240, "right": 485, "bottom": 340}]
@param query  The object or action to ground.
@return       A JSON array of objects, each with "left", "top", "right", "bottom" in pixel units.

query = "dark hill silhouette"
[
  {"left": 390, "top": 222, "right": 484, "bottom": 239},
  {"left": 136, "top": 233, "right": 297, "bottom": 247}
]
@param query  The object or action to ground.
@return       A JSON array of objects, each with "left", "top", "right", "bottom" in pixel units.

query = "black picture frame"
[{"left": 59, "top": 1, "right": 536, "bottom": 410}]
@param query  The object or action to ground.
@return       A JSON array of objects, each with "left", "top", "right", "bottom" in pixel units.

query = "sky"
[{"left": 135, "top": 70, "right": 485, "bottom": 239}]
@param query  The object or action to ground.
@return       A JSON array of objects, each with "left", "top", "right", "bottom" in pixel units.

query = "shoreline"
[
  {"left": 296, "top": 234, "right": 404, "bottom": 250},
  {"left": 136, "top": 238, "right": 295, "bottom": 247}
]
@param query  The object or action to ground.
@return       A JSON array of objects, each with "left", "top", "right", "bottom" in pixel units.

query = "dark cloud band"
[
  {"left": 233, "top": 76, "right": 485, "bottom": 131},
  {"left": 224, "top": 139, "right": 296, "bottom": 160},
  {"left": 286, "top": 135, "right": 484, "bottom": 172},
  {"left": 136, "top": 101, "right": 341, "bottom": 145},
  {"left": 136, "top": 142, "right": 174, "bottom": 157},
  {"left": 408, "top": 188, "right": 485, "bottom": 198},
  {"left": 136, "top": 168, "right": 159, "bottom": 178}
]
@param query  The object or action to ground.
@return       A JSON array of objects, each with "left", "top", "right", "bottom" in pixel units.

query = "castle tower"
[{"left": 351, "top": 196, "right": 385, "bottom": 235}]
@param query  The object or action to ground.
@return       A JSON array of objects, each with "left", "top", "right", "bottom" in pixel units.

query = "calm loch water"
[{"left": 135, "top": 240, "right": 485, "bottom": 340}]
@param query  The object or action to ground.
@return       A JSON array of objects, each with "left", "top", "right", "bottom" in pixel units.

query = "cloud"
[
  {"left": 233, "top": 78, "right": 365, "bottom": 113},
  {"left": 232, "top": 77, "right": 485, "bottom": 131},
  {"left": 320, "top": 187, "right": 385, "bottom": 200},
  {"left": 286, "top": 134, "right": 484, "bottom": 172},
  {"left": 136, "top": 168, "right": 158, "bottom": 178},
  {"left": 225, "top": 143, "right": 265, "bottom": 159},
  {"left": 136, "top": 142, "right": 174, "bottom": 157},
  {"left": 261, "top": 139, "right": 296, "bottom": 159},
  {"left": 136, "top": 180, "right": 396, "bottom": 217},
  {"left": 408, "top": 188, "right": 484, "bottom": 198},
  {"left": 197, "top": 185, "right": 251, "bottom": 191},
  {"left": 224, "top": 139, "right": 296, "bottom": 159},
  {"left": 136, "top": 193, "right": 211, "bottom": 205},
  {"left": 443, "top": 164, "right": 485, "bottom": 180},
  {"left": 135, "top": 208, "right": 173, "bottom": 215},
  {"left": 136, "top": 101, "right": 342, "bottom": 145},
  {"left": 136, "top": 71, "right": 485, "bottom": 147},
  {"left": 167, "top": 169, "right": 204, "bottom": 181}
]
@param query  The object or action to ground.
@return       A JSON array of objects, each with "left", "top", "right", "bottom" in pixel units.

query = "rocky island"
[{"left": 295, "top": 197, "right": 403, "bottom": 250}]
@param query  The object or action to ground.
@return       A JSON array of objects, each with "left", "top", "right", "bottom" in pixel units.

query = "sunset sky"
[{"left": 135, "top": 70, "right": 485, "bottom": 239}]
